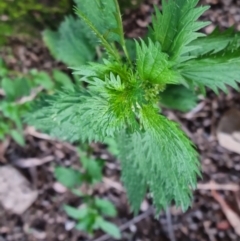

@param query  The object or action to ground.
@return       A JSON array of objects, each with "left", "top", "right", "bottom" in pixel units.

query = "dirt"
[{"left": 1, "top": 0, "right": 240, "bottom": 241}]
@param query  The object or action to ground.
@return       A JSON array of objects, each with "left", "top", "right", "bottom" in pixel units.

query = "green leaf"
[
  {"left": 1, "top": 77, "right": 15, "bottom": 100},
  {"left": 0, "top": 59, "right": 8, "bottom": 77},
  {"left": 119, "top": 139, "right": 147, "bottom": 215},
  {"left": 74, "top": 0, "right": 124, "bottom": 60},
  {"left": 104, "top": 137, "right": 119, "bottom": 156},
  {"left": 74, "top": 0, "right": 122, "bottom": 43},
  {"left": 31, "top": 70, "right": 54, "bottom": 90},
  {"left": 136, "top": 39, "right": 181, "bottom": 84},
  {"left": 42, "top": 29, "right": 60, "bottom": 59},
  {"left": 43, "top": 16, "right": 96, "bottom": 67},
  {"left": 58, "top": 16, "right": 96, "bottom": 66},
  {"left": 0, "top": 102, "right": 22, "bottom": 128},
  {"left": 119, "top": 106, "right": 199, "bottom": 211},
  {"left": 64, "top": 205, "right": 88, "bottom": 220},
  {"left": 125, "top": 39, "right": 136, "bottom": 60},
  {"left": 160, "top": 85, "right": 198, "bottom": 112},
  {"left": 10, "top": 130, "right": 25, "bottom": 146},
  {"left": 96, "top": 218, "right": 121, "bottom": 239},
  {"left": 179, "top": 41, "right": 240, "bottom": 92},
  {"left": 117, "top": 132, "right": 147, "bottom": 214},
  {"left": 75, "top": 213, "right": 96, "bottom": 233},
  {"left": 152, "top": 0, "right": 210, "bottom": 61},
  {"left": 71, "top": 189, "right": 83, "bottom": 197},
  {"left": 73, "top": 59, "right": 130, "bottom": 83},
  {"left": 188, "top": 27, "right": 240, "bottom": 57},
  {"left": 52, "top": 70, "right": 74, "bottom": 91},
  {"left": 25, "top": 89, "right": 85, "bottom": 142},
  {"left": 2, "top": 77, "right": 31, "bottom": 101},
  {"left": 54, "top": 167, "right": 82, "bottom": 188},
  {"left": 95, "top": 198, "right": 117, "bottom": 217},
  {"left": 82, "top": 158, "right": 103, "bottom": 183},
  {"left": 27, "top": 72, "right": 137, "bottom": 142}
]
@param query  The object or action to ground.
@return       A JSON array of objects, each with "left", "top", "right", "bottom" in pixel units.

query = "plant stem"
[
  {"left": 166, "top": 207, "right": 176, "bottom": 241},
  {"left": 113, "top": 0, "right": 132, "bottom": 65}
]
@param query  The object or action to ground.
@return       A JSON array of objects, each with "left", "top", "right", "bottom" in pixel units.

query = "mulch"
[{"left": 1, "top": 0, "right": 240, "bottom": 240}]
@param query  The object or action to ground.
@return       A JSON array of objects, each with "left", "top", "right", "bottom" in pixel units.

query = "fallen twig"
[
  {"left": 103, "top": 177, "right": 125, "bottom": 192},
  {"left": 25, "top": 126, "right": 77, "bottom": 152},
  {"left": 211, "top": 189, "right": 240, "bottom": 236},
  {"left": 17, "top": 86, "right": 44, "bottom": 105},
  {"left": 197, "top": 181, "right": 239, "bottom": 192},
  {"left": 25, "top": 126, "right": 54, "bottom": 141},
  {"left": 183, "top": 101, "right": 206, "bottom": 119},
  {"left": 0, "top": 88, "right": 5, "bottom": 96},
  {"left": 12, "top": 155, "right": 55, "bottom": 168}
]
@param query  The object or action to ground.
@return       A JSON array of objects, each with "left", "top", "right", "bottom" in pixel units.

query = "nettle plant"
[{"left": 29, "top": 0, "right": 240, "bottom": 213}]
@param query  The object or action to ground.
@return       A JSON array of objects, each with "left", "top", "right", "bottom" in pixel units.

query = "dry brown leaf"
[
  {"left": 13, "top": 156, "right": 55, "bottom": 168},
  {"left": 103, "top": 177, "right": 124, "bottom": 192},
  {"left": 217, "top": 109, "right": 240, "bottom": 154},
  {"left": 25, "top": 126, "right": 55, "bottom": 141},
  {"left": 53, "top": 182, "right": 67, "bottom": 194},
  {"left": 211, "top": 189, "right": 240, "bottom": 236},
  {"left": 0, "top": 166, "right": 38, "bottom": 214}
]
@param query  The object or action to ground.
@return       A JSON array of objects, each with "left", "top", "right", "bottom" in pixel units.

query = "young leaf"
[
  {"left": 152, "top": 0, "right": 210, "bottom": 61},
  {"left": 54, "top": 167, "right": 82, "bottom": 188},
  {"left": 64, "top": 205, "right": 88, "bottom": 220},
  {"left": 104, "top": 137, "right": 119, "bottom": 156},
  {"left": 25, "top": 89, "right": 85, "bottom": 142},
  {"left": 96, "top": 217, "right": 121, "bottom": 239},
  {"left": 42, "top": 29, "right": 60, "bottom": 59},
  {"left": 52, "top": 70, "right": 74, "bottom": 91},
  {"left": 31, "top": 70, "right": 54, "bottom": 90},
  {"left": 83, "top": 159, "right": 103, "bottom": 183},
  {"left": 10, "top": 130, "right": 25, "bottom": 146},
  {"left": 1, "top": 77, "right": 31, "bottom": 101},
  {"left": 95, "top": 198, "right": 117, "bottom": 217},
  {"left": 136, "top": 39, "right": 181, "bottom": 84},
  {"left": 73, "top": 60, "right": 130, "bottom": 83}
]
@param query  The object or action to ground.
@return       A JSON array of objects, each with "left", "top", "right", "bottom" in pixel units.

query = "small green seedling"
[
  {"left": 54, "top": 151, "right": 120, "bottom": 239},
  {"left": 64, "top": 199, "right": 120, "bottom": 239}
]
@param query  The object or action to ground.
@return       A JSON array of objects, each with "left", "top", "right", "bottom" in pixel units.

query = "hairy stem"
[{"left": 113, "top": 0, "right": 132, "bottom": 64}]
